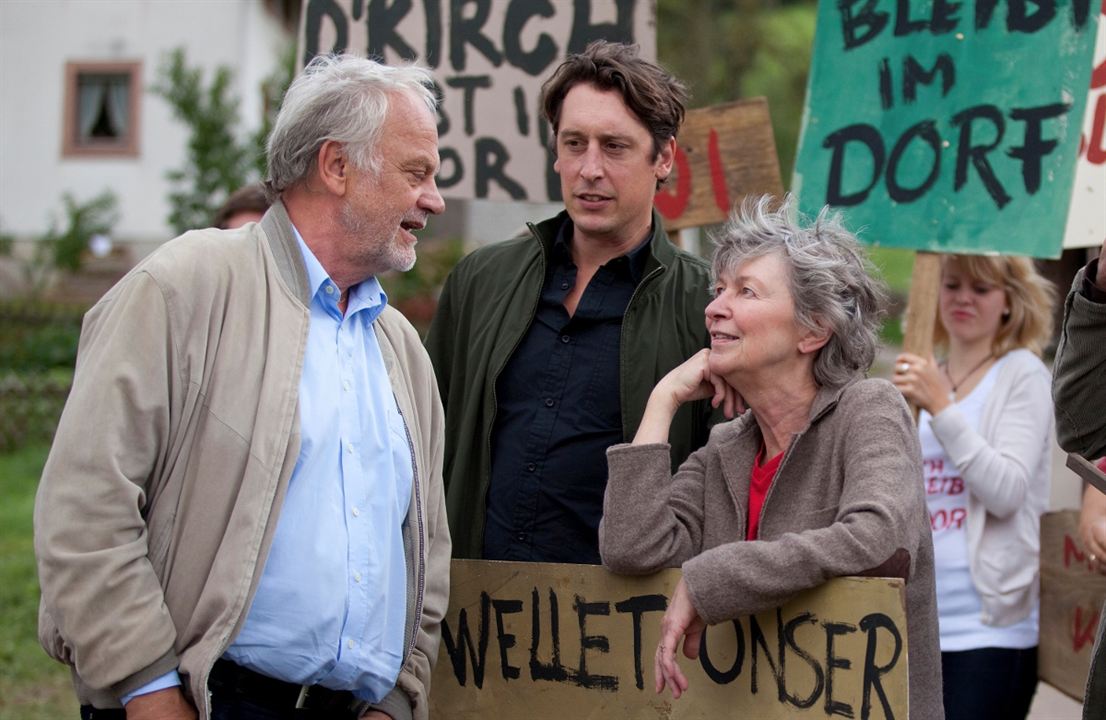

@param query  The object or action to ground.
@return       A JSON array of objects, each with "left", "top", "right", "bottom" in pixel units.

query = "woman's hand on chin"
[
  {"left": 655, "top": 349, "right": 744, "bottom": 419},
  {"left": 634, "top": 350, "right": 744, "bottom": 444}
]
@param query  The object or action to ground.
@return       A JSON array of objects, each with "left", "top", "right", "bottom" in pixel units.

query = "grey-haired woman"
[{"left": 599, "top": 195, "right": 944, "bottom": 720}]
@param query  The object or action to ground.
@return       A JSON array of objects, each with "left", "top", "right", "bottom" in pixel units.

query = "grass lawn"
[{"left": 0, "top": 444, "right": 78, "bottom": 720}]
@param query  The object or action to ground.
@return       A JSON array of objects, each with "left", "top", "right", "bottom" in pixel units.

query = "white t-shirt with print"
[{"left": 919, "top": 355, "right": 1038, "bottom": 651}]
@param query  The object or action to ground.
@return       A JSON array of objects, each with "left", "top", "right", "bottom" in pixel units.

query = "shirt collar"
[
  {"left": 292, "top": 225, "right": 388, "bottom": 319},
  {"left": 551, "top": 219, "right": 653, "bottom": 284}
]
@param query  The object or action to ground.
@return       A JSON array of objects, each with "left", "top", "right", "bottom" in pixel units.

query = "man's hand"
[
  {"left": 359, "top": 711, "right": 393, "bottom": 720},
  {"left": 124, "top": 687, "right": 196, "bottom": 720},
  {"left": 1081, "top": 482, "right": 1106, "bottom": 576}
]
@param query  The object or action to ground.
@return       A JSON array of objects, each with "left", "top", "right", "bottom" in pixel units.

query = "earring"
[{"left": 1002, "top": 309, "right": 1011, "bottom": 318}]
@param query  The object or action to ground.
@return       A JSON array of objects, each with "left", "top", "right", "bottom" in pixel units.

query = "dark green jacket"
[{"left": 425, "top": 210, "right": 717, "bottom": 559}]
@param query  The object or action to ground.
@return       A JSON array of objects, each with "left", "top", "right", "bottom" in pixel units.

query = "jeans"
[{"left": 941, "top": 646, "right": 1038, "bottom": 720}]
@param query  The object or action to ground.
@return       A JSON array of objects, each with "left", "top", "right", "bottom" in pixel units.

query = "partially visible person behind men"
[
  {"left": 34, "top": 54, "right": 450, "bottom": 720},
  {"left": 424, "top": 41, "right": 715, "bottom": 564},
  {"left": 212, "top": 183, "right": 270, "bottom": 230},
  {"left": 1053, "top": 242, "right": 1106, "bottom": 720}
]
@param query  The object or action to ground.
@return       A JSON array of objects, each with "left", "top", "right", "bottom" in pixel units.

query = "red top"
[{"left": 747, "top": 447, "right": 783, "bottom": 540}]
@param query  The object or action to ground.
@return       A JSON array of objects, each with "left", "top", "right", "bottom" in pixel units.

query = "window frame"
[{"left": 62, "top": 60, "right": 142, "bottom": 158}]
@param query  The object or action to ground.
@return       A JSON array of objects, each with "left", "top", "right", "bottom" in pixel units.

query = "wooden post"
[{"left": 900, "top": 251, "right": 942, "bottom": 420}]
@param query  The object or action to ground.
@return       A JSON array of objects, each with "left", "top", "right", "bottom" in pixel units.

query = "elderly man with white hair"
[{"left": 35, "top": 54, "right": 450, "bottom": 720}]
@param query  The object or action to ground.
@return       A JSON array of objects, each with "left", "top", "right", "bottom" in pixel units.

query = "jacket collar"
[
  {"left": 528, "top": 208, "right": 680, "bottom": 276},
  {"left": 724, "top": 373, "right": 861, "bottom": 449},
  {"left": 259, "top": 199, "right": 310, "bottom": 307}
]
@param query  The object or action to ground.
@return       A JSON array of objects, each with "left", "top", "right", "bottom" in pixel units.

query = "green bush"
[{"left": 0, "top": 301, "right": 83, "bottom": 372}]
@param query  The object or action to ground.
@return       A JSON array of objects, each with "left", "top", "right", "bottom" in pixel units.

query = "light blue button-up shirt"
[{"left": 220, "top": 229, "right": 412, "bottom": 701}]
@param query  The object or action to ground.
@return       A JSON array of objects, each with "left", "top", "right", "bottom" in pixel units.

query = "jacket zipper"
[{"left": 396, "top": 402, "right": 425, "bottom": 660}]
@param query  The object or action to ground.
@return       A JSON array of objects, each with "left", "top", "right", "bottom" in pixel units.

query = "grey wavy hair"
[
  {"left": 710, "top": 194, "right": 888, "bottom": 388},
  {"left": 264, "top": 54, "right": 436, "bottom": 200}
]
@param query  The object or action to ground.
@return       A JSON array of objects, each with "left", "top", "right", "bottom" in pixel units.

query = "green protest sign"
[{"left": 793, "top": 0, "right": 1099, "bottom": 258}]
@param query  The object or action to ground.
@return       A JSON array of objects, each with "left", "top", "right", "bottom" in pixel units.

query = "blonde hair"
[{"left": 934, "top": 254, "right": 1056, "bottom": 357}]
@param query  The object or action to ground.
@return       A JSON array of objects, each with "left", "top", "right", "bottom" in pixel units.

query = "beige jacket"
[{"left": 34, "top": 202, "right": 450, "bottom": 720}]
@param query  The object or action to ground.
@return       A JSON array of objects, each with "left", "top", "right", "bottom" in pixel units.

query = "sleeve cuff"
[{"left": 120, "top": 669, "right": 181, "bottom": 705}]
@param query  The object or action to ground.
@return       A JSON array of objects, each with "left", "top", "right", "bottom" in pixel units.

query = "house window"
[{"left": 63, "top": 61, "right": 141, "bottom": 157}]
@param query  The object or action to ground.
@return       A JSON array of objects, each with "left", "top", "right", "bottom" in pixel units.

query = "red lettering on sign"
[
  {"left": 654, "top": 145, "right": 691, "bottom": 220},
  {"left": 949, "top": 507, "right": 966, "bottom": 529},
  {"left": 1073, "top": 605, "right": 1101, "bottom": 653},
  {"left": 948, "top": 477, "right": 964, "bottom": 495},
  {"left": 708, "top": 129, "right": 730, "bottom": 214},
  {"left": 1065, "top": 534, "right": 1088, "bottom": 568},
  {"left": 1086, "top": 94, "right": 1106, "bottom": 165}
]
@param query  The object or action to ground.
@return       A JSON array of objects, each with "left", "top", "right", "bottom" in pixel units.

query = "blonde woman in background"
[{"left": 893, "top": 254, "right": 1056, "bottom": 720}]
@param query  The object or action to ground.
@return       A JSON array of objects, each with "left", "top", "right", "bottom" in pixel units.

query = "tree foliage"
[
  {"left": 657, "top": 0, "right": 818, "bottom": 187},
  {"left": 151, "top": 49, "right": 256, "bottom": 234}
]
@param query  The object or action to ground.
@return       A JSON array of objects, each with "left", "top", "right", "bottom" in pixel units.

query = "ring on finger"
[
  {"left": 1092, "top": 554, "right": 1098, "bottom": 562},
  {"left": 896, "top": 362, "right": 910, "bottom": 373}
]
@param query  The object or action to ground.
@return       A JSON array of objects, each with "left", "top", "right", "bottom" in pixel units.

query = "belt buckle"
[{"left": 295, "top": 684, "right": 311, "bottom": 709}]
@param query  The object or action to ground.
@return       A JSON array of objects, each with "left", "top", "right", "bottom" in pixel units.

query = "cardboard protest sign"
[
  {"left": 656, "top": 99, "right": 784, "bottom": 231},
  {"left": 429, "top": 560, "right": 908, "bottom": 719},
  {"left": 297, "top": 0, "right": 656, "bottom": 203},
  {"left": 1040, "top": 510, "right": 1106, "bottom": 701},
  {"left": 793, "top": 0, "right": 1099, "bottom": 257},
  {"left": 1064, "top": 7, "right": 1106, "bottom": 250}
]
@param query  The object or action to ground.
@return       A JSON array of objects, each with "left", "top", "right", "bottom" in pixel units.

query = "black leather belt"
[
  {"left": 78, "top": 660, "right": 360, "bottom": 719},
  {"left": 209, "top": 658, "right": 359, "bottom": 716}
]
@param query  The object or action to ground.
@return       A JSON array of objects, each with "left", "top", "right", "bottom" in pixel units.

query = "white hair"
[{"left": 264, "top": 53, "right": 436, "bottom": 199}]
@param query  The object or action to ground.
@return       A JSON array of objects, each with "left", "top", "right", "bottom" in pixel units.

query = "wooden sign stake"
[{"left": 900, "top": 251, "right": 942, "bottom": 420}]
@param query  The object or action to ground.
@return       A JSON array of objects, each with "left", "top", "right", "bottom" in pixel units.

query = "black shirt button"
[
  {"left": 561, "top": 335, "right": 571, "bottom": 344},
  {"left": 516, "top": 532, "right": 528, "bottom": 542},
  {"left": 560, "top": 281, "right": 569, "bottom": 290},
  {"left": 526, "top": 463, "right": 536, "bottom": 472},
  {"left": 544, "top": 398, "right": 555, "bottom": 407}
]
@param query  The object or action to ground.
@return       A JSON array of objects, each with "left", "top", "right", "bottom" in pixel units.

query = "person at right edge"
[
  {"left": 893, "top": 254, "right": 1056, "bottom": 720},
  {"left": 1053, "top": 243, "right": 1106, "bottom": 720}
]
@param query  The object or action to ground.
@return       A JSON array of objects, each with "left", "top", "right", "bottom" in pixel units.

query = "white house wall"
[{"left": 0, "top": 0, "right": 289, "bottom": 253}]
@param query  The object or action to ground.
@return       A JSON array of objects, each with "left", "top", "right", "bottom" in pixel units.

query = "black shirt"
[{"left": 483, "top": 222, "right": 650, "bottom": 564}]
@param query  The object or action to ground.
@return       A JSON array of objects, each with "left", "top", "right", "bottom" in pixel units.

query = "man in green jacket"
[{"left": 425, "top": 42, "right": 716, "bottom": 564}]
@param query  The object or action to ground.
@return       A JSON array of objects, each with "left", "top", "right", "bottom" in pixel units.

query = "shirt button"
[
  {"left": 346, "top": 442, "right": 354, "bottom": 454},
  {"left": 560, "top": 281, "right": 569, "bottom": 290},
  {"left": 353, "top": 571, "right": 362, "bottom": 583},
  {"left": 544, "top": 398, "right": 555, "bottom": 408},
  {"left": 561, "top": 335, "right": 570, "bottom": 344},
  {"left": 526, "top": 463, "right": 536, "bottom": 473},
  {"left": 325, "top": 285, "right": 335, "bottom": 295},
  {"left": 347, "top": 639, "right": 355, "bottom": 649},
  {"left": 516, "top": 532, "right": 528, "bottom": 542},
  {"left": 343, "top": 379, "right": 351, "bottom": 391},
  {"left": 351, "top": 506, "right": 360, "bottom": 517}
]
